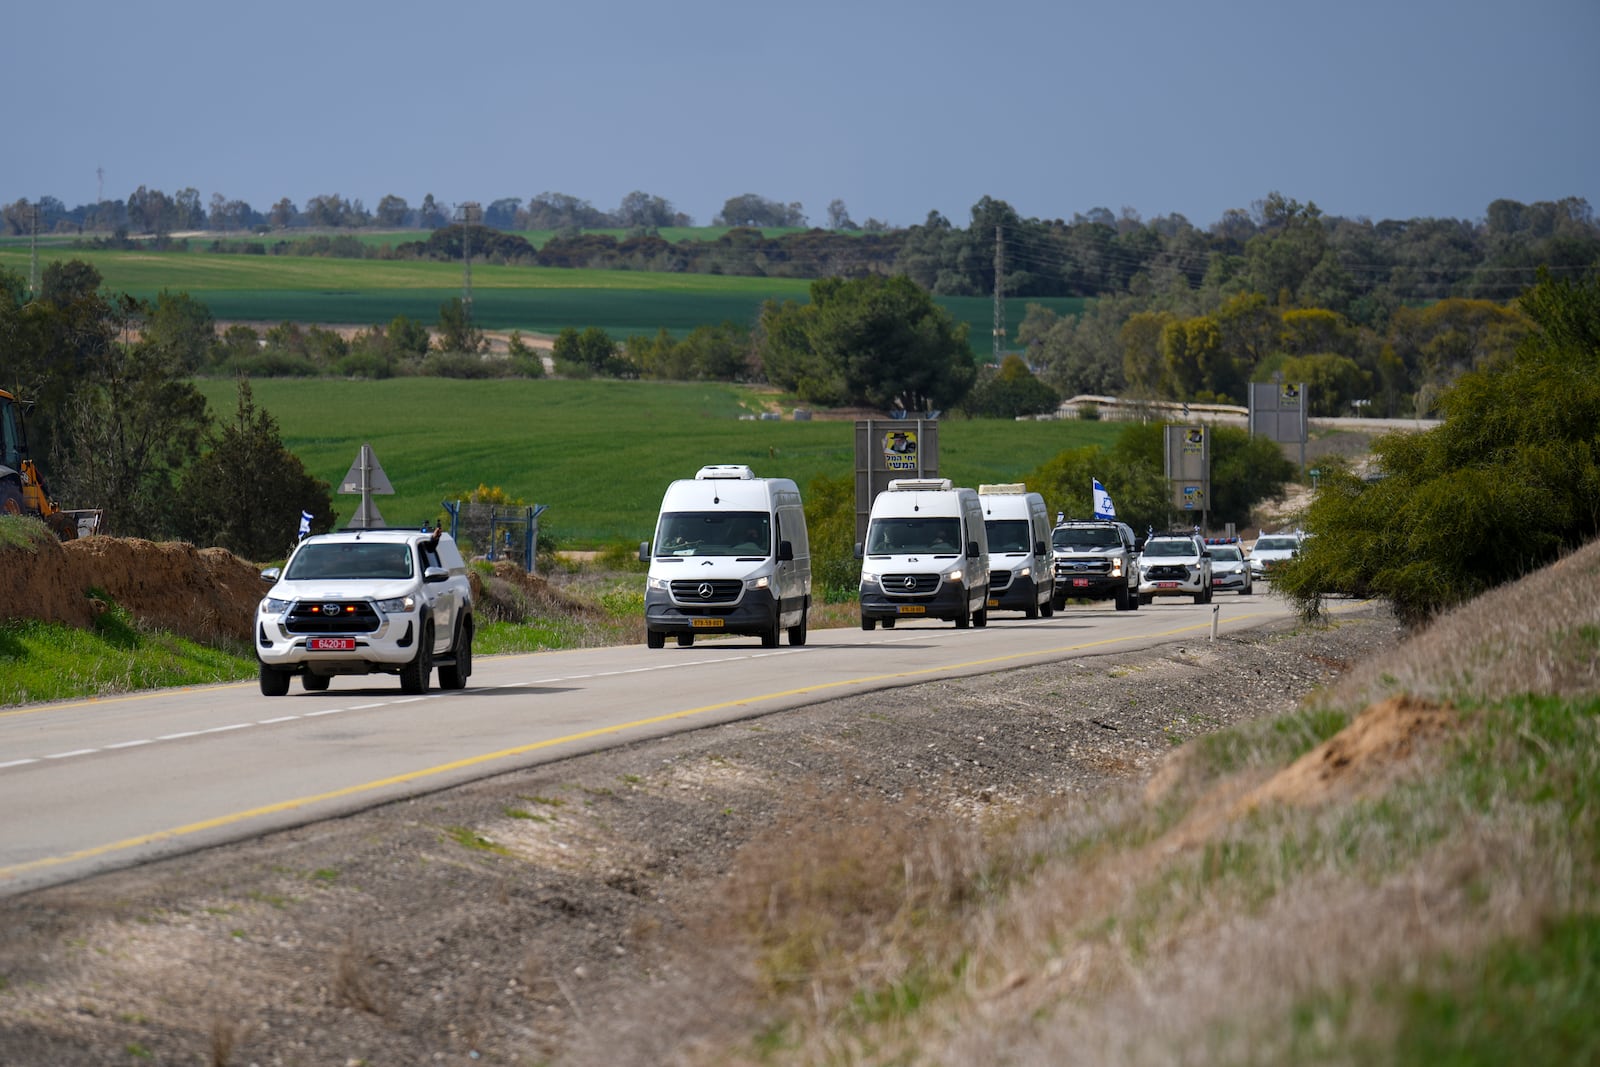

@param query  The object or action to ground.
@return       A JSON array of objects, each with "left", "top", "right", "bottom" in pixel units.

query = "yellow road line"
[{"left": 0, "top": 602, "right": 1370, "bottom": 882}]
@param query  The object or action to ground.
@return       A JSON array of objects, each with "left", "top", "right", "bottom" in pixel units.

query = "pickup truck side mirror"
[
  {"left": 260, "top": 567, "right": 281, "bottom": 584},
  {"left": 423, "top": 566, "right": 449, "bottom": 584}
]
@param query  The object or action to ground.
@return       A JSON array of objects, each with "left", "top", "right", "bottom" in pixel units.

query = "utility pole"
[
  {"left": 29, "top": 201, "right": 38, "bottom": 299},
  {"left": 992, "top": 225, "right": 1006, "bottom": 363},
  {"left": 457, "top": 202, "right": 480, "bottom": 325}
]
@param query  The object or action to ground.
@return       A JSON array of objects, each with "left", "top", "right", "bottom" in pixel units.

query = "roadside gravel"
[{"left": 0, "top": 601, "right": 1398, "bottom": 1066}]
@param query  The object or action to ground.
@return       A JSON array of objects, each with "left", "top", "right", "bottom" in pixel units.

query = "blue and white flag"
[
  {"left": 298, "top": 510, "right": 313, "bottom": 539},
  {"left": 1092, "top": 479, "right": 1117, "bottom": 520}
]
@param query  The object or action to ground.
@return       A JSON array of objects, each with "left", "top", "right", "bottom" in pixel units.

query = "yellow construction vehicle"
[{"left": 0, "top": 387, "right": 98, "bottom": 539}]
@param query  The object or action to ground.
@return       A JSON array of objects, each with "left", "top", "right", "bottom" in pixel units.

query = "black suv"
[{"left": 1050, "top": 519, "right": 1140, "bottom": 611}]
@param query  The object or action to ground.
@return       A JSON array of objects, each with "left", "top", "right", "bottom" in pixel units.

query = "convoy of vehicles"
[
  {"left": 255, "top": 526, "right": 476, "bottom": 696},
  {"left": 857, "top": 478, "right": 990, "bottom": 630},
  {"left": 1050, "top": 517, "right": 1141, "bottom": 612},
  {"left": 1138, "top": 531, "right": 1215, "bottom": 605},
  {"left": 639, "top": 465, "right": 812, "bottom": 648},
  {"left": 979, "top": 484, "right": 1055, "bottom": 619}
]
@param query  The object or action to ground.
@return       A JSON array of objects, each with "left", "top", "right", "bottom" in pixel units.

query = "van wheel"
[
  {"left": 438, "top": 617, "right": 473, "bottom": 690},
  {"left": 259, "top": 663, "right": 291, "bottom": 697},
  {"left": 954, "top": 605, "right": 970, "bottom": 629},
  {"left": 646, "top": 630, "right": 665, "bottom": 649},
  {"left": 399, "top": 622, "right": 433, "bottom": 694},
  {"left": 677, "top": 634, "right": 695, "bottom": 647},
  {"left": 973, "top": 607, "right": 988, "bottom": 628},
  {"left": 1025, "top": 601, "right": 1039, "bottom": 620},
  {"left": 861, "top": 615, "right": 876, "bottom": 631},
  {"left": 1040, "top": 598, "right": 1054, "bottom": 618},
  {"left": 761, "top": 625, "right": 779, "bottom": 648},
  {"left": 302, "top": 674, "right": 330, "bottom": 692},
  {"left": 787, "top": 609, "right": 808, "bottom": 647}
]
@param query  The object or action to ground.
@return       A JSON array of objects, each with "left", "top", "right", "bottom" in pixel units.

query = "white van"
[
  {"left": 640, "top": 465, "right": 811, "bottom": 648},
  {"left": 856, "top": 478, "right": 989, "bottom": 630},
  {"left": 979, "top": 483, "right": 1055, "bottom": 619}
]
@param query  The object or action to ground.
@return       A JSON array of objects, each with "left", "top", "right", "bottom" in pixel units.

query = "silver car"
[{"left": 1207, "top": 542, "right": 1253, "bottom": 595}]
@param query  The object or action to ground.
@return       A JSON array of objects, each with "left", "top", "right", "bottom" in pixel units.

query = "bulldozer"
[{"left": 0, "top": 386, "right": 99, "bottom": 539}]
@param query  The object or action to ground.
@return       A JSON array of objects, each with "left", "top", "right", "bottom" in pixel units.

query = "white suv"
[
  {"left": 1249, "top": 532, "right": 1304, "bottom": 581},
  {"left": 1138, "top": 532, "right": 1214, "bottom": 605},
  {"left": 256, "top": 528, "right": 475, "bottom": 696}
]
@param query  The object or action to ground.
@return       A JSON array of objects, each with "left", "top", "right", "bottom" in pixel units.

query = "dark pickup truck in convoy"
[{"left": 1050, "top": 518, "right": 1140, "bottom": 612}]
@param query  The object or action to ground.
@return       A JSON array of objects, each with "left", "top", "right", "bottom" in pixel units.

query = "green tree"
[
  {"left": 1278, "top": 270, "right": 1600, "bottom": 624},
  {"left": 961, "top": 354, "right": 1060, "bottom": 417},
  {"left": 172, "top": 377, "right": 335, "bottom": 560},
  {"left": 757, "top": 275, "right": 975, "bottom": 413},
  {"left": 435, "top": 297, "right": 484, "bottom": 355},
  {"left": 553, "top": 326, "right": 631, "bottom": 378},
  {"left": 142, "top": 290, "right": 217, "bottom": 374}
]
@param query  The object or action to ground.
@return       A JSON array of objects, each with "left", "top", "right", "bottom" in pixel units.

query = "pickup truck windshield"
[
  {"left": 1053, "top": 526, "right": 1121, "bottom": 549},
  {"left": 866, "top": 518, "right": 962, "bottom": 555},
  {"left": 287, "top": 542, "right": 414, "bottom": 580},
  {"left": 655, "top": 512, "right": 771, "bottom": 557}
]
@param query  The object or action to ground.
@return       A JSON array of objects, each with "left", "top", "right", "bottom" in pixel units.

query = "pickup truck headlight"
[
  {"left": 376, "top": 595, "right": 417, "bottom": 613},
  {"left": 260, "top": 596, "right": 289, "bottom": 613},
  {"left": 1110, "top": 559, "right": 1124, "bottom": 577}
]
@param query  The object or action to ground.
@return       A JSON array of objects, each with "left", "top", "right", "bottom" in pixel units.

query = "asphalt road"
[{"left": 0, "top": 589, "right": 1358, "bottom": 897}]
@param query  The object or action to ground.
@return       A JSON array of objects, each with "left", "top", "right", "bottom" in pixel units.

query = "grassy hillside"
[
  {"left": 192, "top": 377, "right": 1120, "bottom": 547},
  {"left": 0, "top": 245, "right": 1085, "bottom": 351}
]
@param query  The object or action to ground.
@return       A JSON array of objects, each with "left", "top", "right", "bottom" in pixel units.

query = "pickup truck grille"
[
  {"left": 283, "top": 600, "right": 382, "bottom": 635},
  {"left": 1143, "top": 563, "right": 1195, "bottom": 581},
  {"left": 669, "top": 579, "right": 744, "bottom": 604},
  {"left": 1055, "top": 557, "right": 1112, "bottom": 576}
]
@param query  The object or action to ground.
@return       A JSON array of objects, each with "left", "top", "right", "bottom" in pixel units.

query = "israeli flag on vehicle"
[
  {"left": 298, "top": 510, "right": 313, "bottom": 539},
  {"left": 1092, "top": 479, "right": 1117, "bottom": 520}
]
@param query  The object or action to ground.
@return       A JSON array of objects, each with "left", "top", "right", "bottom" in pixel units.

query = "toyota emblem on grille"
[
  {"left": 697, "top": 582, "right": 714, "bottom": 599},
  {"left": 902, "top": 576, "right": 917, "bottom": 590},
  {"left": 322, "top": 603, "right": 341, "bottom": 615}
]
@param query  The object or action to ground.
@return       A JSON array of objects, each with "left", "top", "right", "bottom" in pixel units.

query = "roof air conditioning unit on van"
[
  {"left": 978, "top": 483, "right": 1026, "bottom": 495},
  {"left": 887, "top": 478, "right": 953, "bottom": 492},
  {"left": 695, "top": 465, "right": 756, "bottom": 480}
]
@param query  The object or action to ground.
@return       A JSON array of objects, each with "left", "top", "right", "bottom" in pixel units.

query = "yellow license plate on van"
[
  {"left": 691, "top": 618, "right": 725, "bottom": 629},
  {"left": 897, "top": 605, "right": 926, "bottom": 615},
  {"left": 986, "top": 599, "right": 999, "bottom": 608}
]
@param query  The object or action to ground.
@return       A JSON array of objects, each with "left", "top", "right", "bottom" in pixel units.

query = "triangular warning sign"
[{"left": 339, "top": 442, "right": 395, "bottom": 495}]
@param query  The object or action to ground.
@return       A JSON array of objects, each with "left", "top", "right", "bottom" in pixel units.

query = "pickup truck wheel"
[
  {"left": 438, "top": 617, "right": 473, "bottom": 690},
  {"left": 1115, "top": 585, "right": 1133, "bottom": 611},
  {"left": 646, "top": 630, "right": 665, "bottom": 649},
  {"left": 787, "top": 608, "right": 808, "bottom": 646},
  {"left": 302, "top": 674, "right": 330, "bottom": 692},
  {"left": 258, "top": 663, "right": 291, "bottom": 697},
  {"left": 399, "top": 622, "right": 433, "bottom": 694}
]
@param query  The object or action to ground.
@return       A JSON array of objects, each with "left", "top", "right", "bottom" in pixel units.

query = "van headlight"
[
  {"left": 945, "top": 568, "right": 964, "bottom": 584},
  {"left": 647, "top": 575, "right": 670, "bottom": 591},
  {"left": 860, "top": 568, "right": 882, "bottom": 585},
  {"left": 745, "top": 575, "right": 770, "bottom": 591},
  {"left": 376, "top": 595, "right": 417, "bottom": 613}
]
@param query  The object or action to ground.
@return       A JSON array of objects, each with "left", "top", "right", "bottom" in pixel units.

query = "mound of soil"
[{"left": 0, "top": 533, "right": 262, "bottom": 644}]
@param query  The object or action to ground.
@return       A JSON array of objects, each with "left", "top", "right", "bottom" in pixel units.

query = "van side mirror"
[
  {"left": 1034, "top": 539, "right": 1047, "bottom": 556},
  {"left": 638, "top": 541, "right": 650, "bottom": 562},
  {"left": 777, "top": 539, "right": 794, "bottom": 562},
  {"left": 966, "top": 540, "right": 980, "bottom": 559},
  {"left": 853, "top": 542, "right": 864, "bottom": 560}
]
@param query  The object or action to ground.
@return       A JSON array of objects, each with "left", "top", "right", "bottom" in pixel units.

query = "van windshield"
[
  {"left": 866, "top": 518, "right": 963, "bottom": 555},
  {"left": 655, "top": 511, "right": 771, "bottom": 557},
  {"left": 985, "top": 519, "right": 1032, "bottom": 553}
]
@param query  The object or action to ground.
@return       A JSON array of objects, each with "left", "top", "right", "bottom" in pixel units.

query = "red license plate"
[
  {"left": 1158, "top": 582, "right": 1179, "bottom": 589},
  {"left": 307, "top": 637, "right": 355, "bottom": 651},
  {"left": 1073, "top": 578, "right": 1090, "bottom": 587}
]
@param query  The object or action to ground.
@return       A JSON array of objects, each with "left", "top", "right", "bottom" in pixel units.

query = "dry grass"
[{"left": 653, "top": 538, "right": 1600, "bottom": 1065}]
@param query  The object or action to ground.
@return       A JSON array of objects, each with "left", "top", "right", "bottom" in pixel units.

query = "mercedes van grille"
[
  {"left": 669, "top": 579, "right": 744, "bottom": 604},
  {"left": 880, "top": 573, "right": 941, "bottom": 596},
  {"left": 283, "top": 600, "right": 382, "bottom": 635},
  {"left": 989, "top": 570, "right": 1014, "bottom": 591}
]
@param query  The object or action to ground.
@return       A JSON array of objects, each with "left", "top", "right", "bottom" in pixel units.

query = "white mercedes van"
[
  {"left": 856, "top": 478, "right": 990, "bottom": 630},
  {"left": 979, "top": 483, "right": 1055, "bottom": 619},
  {"left": 639, "top": 465, "right": 811, "bottom": 648}
]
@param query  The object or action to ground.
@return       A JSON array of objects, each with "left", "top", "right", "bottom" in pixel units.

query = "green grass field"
[
  {"left": 0, "top": 245, "right": 1085, "bottom": 350},
  {"left": 191, "top": 377, "right": 1119, "bottom": 547}
]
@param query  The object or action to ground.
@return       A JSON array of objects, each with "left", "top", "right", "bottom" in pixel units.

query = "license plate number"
[
  {"left": 691, "top": 617, "right": 724, "bottom": 629},
  {"left": 897, "top": 605, "right": 926, "bottom": 615},
  {"left": 986, "top": 599, "right": 999, "bottom": 608},
  {"left": 307, "top": 637, "right": 355, "bottom": 651},
  {"left": 1158, "top": 581, "right": 1179, "bottom": 589},
  {"left": 1073, "top": 578, "right": 1090, "bottom": 588}
]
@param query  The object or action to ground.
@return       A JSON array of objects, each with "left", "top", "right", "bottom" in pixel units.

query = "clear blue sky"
[{"left": 6, "top": 0, "right": 1595, "bottom": 230}]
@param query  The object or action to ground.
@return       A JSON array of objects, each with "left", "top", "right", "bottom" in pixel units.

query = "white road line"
[
  {"left": 45, "top": 749, "right": 99, "bottom": 759},
  {"left": 0, "top": 758, "right": 40, "bottom": 769},
  {"left": 105, "top": 739, "right": 155, "bottom": 749}
]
